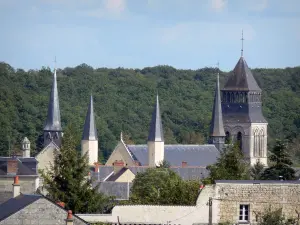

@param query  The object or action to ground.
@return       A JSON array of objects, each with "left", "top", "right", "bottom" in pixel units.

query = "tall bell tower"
[{"left": 221, "top": 31, "right": 268, "bottom": 166}]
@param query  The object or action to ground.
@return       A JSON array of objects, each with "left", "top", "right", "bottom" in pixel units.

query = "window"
[{"left": 239, "top": 204, "right": 249, "bottom": 222}]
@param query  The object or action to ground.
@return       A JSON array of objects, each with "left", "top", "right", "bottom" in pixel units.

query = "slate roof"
[
  {"left": 44, "top": 69, "right": 62, "bottom": 131},
  {"left": 82, "top": 95, "right": 98, "bottom": 140},
  {"left": 0, "top": 157, "right": 38, "bottom": 176},
  {"left": 223, "top": 57, "right": 261, "bottom": 92},
  {"left": 96, "top": 182, "right": 133, "bottom": 200},
  {"left": 0, "top": 192, "right": 12, "bottom": 205},
  {"left": 105, "top": 168, "right": 128, "bottom": 181},
  {"left": 0, "top": 194, "right": 41, "bottom": 221},
  {"left": 127, "top": 144, "right": 219, "bottom": 167},
  {"left": 210, "top": 73, "right": 225, "bottom": 137},
  {"left": 148, "top": 95, "right": 164, "bottom": 142}
]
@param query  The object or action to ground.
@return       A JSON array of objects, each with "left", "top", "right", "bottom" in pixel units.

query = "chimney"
[
  {"left": 12, "top": 176, "right": 20, "bottom": 198},
  {"left": 66, "top": 210, "right": 74, "bottom": 225},
  {"left": 7, "top": 159, "right": 18, "bottom": 175},
  {"left": 94, "top": 162, "right": 100, "bottom": 173},
  {"left": 57, "top": 201, "right": 65, "bottom": 208},
  {"left": 181, "top": 161, "right": 187, "bottom": 168},
  {"left": 113, "top": 160, "right": 125, "bottom": 174}
]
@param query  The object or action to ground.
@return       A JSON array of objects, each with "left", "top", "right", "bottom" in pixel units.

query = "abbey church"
[{"left": 0, "top": 53, "right": 268, "bottom": 189}]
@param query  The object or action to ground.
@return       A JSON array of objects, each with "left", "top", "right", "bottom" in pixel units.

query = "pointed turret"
[
  {"left": 209, "top": 73, "right": 225, "bottom": 151},
  {"left": 43, "top": 69, "right": 63, "bottom": 147},
  {"left": 81, "top": 95, "right": 98, "bottom": 166},
  {"left": 82, "top": 95, "right": 98, "bottom": 141},
  {"left": 148, "top": 94, "right": 164, "bottom": 167},
  {"left": 148, "top": 94, "right": 164, "bottom": 142},
  {"left": 22, "top": 137, "right": 30, "bottom": 158}
]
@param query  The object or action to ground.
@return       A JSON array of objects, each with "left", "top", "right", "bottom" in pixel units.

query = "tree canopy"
[
  {"left": 129, "top": 167, "right": 200, "bottom": 205},
  {"left": 40, "top": 124, "right": 113, "bottom": 213},
  {"left": 1, "top": 62, "right": 300, "bottom": 163}
]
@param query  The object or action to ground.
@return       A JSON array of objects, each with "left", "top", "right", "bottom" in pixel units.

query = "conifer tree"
[
  {"left": 205, "top": 142, "right": 250, "bottom": 183},
  {"left": 40, "top": 124, "right": 113, "bottom": 213},
  {"left": 250, "top": 161, "right": 265, "bottom": 180},
  {"left": 261, "top": 140, "right": 296, "bottom": 180}
]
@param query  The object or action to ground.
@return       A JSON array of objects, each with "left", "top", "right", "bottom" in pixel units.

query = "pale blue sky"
[{"left": 0, "top": 0, "right": 299, "bottom": 71}]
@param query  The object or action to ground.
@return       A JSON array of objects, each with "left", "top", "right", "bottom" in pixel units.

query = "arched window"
[
  {"left": 259, "top": 129, "right": 264, "bottom": 157},
  {"left": 47, "top": 132, "right": 52, "bottom": 140},
  {"left": 253, "top": 129, "right": 259, "bottom": 157},
  {"left": 225, "top": 131, "right": 231, "bottom": 144},
  {"left": 237, "top": 132, "right": 242, "bottom": 150}
]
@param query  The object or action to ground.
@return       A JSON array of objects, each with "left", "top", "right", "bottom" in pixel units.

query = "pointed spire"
[
  {"left": 148, "top": 94, "right": 164, "bottom": 142},
  {"left": 44, "top": 69, "right": 62, "bottom": 131},
  {"left": 210, "top": 72, "right": 225, "bottom": 137},
  {"left": 82, "top": 95, "right": 98, "bottom": 140}
]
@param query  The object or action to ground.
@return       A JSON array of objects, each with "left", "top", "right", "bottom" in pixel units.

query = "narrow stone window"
[
  {"left": 237, "top": 132, "right": 242, "bottom": 150},
  {"left": 239, "top": 204, "right": 249, "bottom": 222},
  {"left": 225, "top": 131, "right": 231, "bottom": 144}
]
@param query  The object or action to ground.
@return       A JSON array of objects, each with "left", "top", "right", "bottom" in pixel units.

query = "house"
[
  {"left": 78, "top": 180, "right": 300, "bottom": 225},
  {"left": 0, "top": 176, "right": 89, "bottom": 225}
]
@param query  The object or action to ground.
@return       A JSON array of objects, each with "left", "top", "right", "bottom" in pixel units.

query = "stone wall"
[
  {"left": 0, "top": 198, "right": 87, "bottom": 225},
  {"left": 0, "top": 176, "right": 38, "bottom": 194},
  {"left": 216, "top": 181, "right": 300, "bottom": 224}
]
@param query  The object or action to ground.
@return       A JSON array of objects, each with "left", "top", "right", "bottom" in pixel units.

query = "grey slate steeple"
[
  {"left": 82, "top": 95, "right": 98, "bottom": 140},
  {"left": 43, "top": 69, "right": 63, "bottom": 147},
  {"left": 148, "top": 94, "right": 164, "bottom": 142},
  {"left": 223, "top": 57, "right": 261, "bottom": 92},
  {"left": 209, "top": 72, "right": 225, "bottom": 151}
]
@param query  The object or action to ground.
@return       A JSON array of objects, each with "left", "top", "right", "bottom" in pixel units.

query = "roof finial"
[{"left": 241, "top": 30, "right": 244, "bottom": 57}]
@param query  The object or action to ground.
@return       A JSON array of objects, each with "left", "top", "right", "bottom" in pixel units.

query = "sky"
[{"left": 0, "top": 0, "right": 299, "bottom": 71}]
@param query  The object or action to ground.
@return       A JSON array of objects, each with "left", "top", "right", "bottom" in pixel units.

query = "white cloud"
[{"left": 211, "top": 0, "right": 227, "bottom": 12}]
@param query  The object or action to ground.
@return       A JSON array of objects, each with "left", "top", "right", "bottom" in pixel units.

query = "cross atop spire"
[{"left": 241, "top": 30, "right": 244, "bottom": 57}]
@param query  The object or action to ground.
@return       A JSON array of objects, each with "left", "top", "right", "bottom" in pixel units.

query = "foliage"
[
  {"left": 205, "top": 143, "right": 250, "bottom": 183},
  {"left": 261, "top": 140, "right": 296, "bottom": 180},
  {"left": 250, "top": 161, "right": 265, "bottom": 180},
  {"left": 157, "top": 159, "right": 171, "bottom": 168},
  {"left": 257, "top": 207, "right": 298, "bottom": 225},
  {"left": 1, "top": 62, "right": 300, "bottom": 162},
  {"left": 129, "top": 167, "right": 200, "bottom": 205},
  {"left": 40, "top": 124, "right": 113, "bottom": 213}
]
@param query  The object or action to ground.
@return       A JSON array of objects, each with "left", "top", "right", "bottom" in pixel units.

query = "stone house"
[
  {"left": 78, "top": 180, "right": 300, "bottom": 225},
  {"left": 0, "top": 176, "right": 89, "bottom": 225}
]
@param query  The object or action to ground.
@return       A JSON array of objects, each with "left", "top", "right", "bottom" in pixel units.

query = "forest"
[{"left": 0, "top": 61, "right": 300, "bottom": 163}]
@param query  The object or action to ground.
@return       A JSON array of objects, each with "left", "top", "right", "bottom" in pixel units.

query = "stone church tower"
[
  {"left": 43, "top": 69, "right": 63, "bottom": 148},
  {"left": 221, "top": 56, "right": 268, "bottom": 166},
  {"left": 148, "top": 95, "right": 164, "bottom": 167},
  {"left": 81, "top": 95, "right": 98, "bottom": 165}
]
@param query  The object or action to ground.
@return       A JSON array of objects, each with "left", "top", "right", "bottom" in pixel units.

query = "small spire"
[
  {"left": 120, "top": 131, "right": 123, "bottom": 141},
  {"left": 241, "top": 30, "right": 244, "bottom": 57},
  {"left": 44, "top": 68, "right": 62, "bottom": 131},
  {"left": 54, "top": 56, "right": 57, "bottom": 70},
  {"left": 82, "top": 95, "right": 98, "bottom": 140},
  {"left": 210, "top": 68, "right": 225, "bottom": 137},
  {"left": 148, "top": 94, "right": 164, "bottom": 142}
]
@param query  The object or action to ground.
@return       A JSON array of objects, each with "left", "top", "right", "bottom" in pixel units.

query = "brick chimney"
[
  {"left": 7, "top": 159, "right": 18, "bottom": 175},
  {"left": 12, "top": 176, "right": 20, "bottom": 198},
  {"left": 181, "top": 161, "right": 187, "bottom": 167},
  {"left": 113, "top": 160, "right": 125, "bottom": 174},
  {"left": 57, "top": 201, "right": 65, "bottom": 208},
  {"left": 66, "top": 210, "right": 73, "bottom": 225},
  {"left": 94, "top": 162, "right": 100, "bottom": 173}
]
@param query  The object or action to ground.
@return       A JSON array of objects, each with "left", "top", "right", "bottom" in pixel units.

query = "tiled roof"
[{"left": 127, "top": 144, "right": 219, "bottom": 167}]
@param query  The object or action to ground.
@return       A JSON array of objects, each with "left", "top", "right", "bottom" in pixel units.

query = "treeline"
[{"left": 0, "top": 62, "right": 300, "bottom": 162}]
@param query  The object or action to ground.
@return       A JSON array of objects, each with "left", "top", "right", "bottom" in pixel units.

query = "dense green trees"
[
  {"left": 40, "top": 124, "right": 113, "bottom": 213},
  {"left": 260, "top": 140, "right": 296, "bottom": 180},
  {"left": 129, "top": 167, "right": 200, "bottom": 205},
  {"left": 0, "top": 62, "right": 300, "bottom": 163}
]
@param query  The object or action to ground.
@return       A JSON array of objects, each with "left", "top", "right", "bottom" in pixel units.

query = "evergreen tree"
[
  {"left": 261, "top": 140, "right": 296, "bottom": 180},
  {"left": 250, "top": 161, "right": 265, "bottom": 180},
  {"left": 40, "top": 124, "right": 113, "bottom": 213},
  {"left": 205, "top": 143, "right": 249, "bottom": 183}
]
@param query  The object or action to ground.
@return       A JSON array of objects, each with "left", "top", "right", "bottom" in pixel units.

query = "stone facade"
[
  {"left": 216, "top": 181, "right": 300, "bottom": 224},
  {"left": 0, "top": 198, "right": 87, "bottom": 225},
  {"left": 0, "top": 176, "right": 38, "bottom": 195}
]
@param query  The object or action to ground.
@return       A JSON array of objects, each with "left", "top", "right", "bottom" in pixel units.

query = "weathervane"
[{"left": 241, "top": 30, "right": 244, "bottom": 57}]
